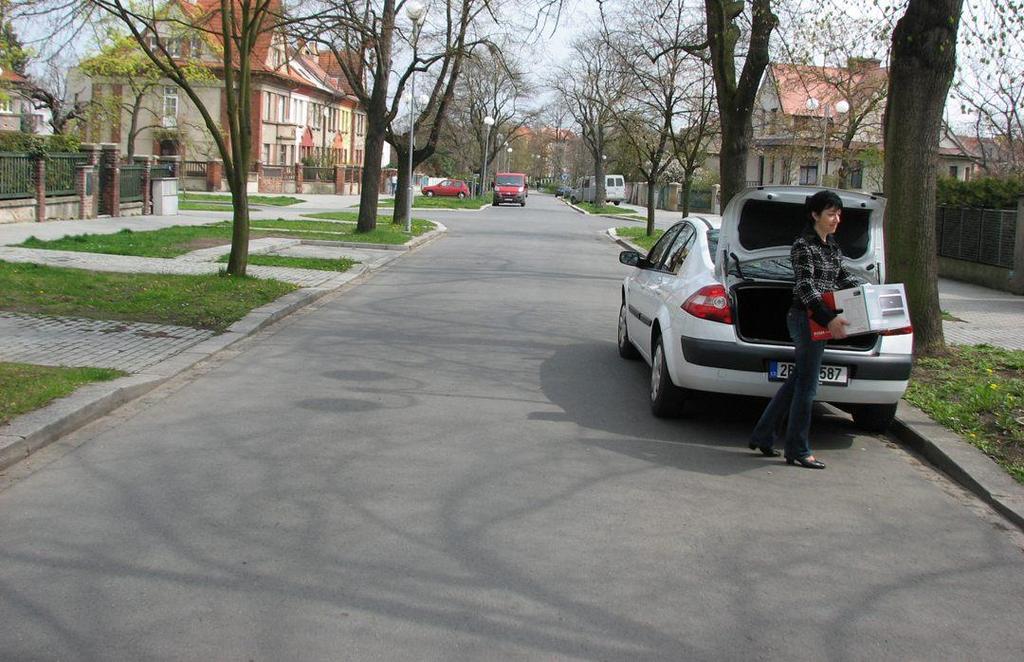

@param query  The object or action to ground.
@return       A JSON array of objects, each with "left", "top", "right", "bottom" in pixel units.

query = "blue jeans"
[{"left": 751, "top": 308, "right": 826, "bottom": 459}]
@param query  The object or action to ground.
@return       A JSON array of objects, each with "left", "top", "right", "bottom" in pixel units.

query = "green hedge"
[
  {"left": 0, "top": 132, "right": 81, "bottom": 157},
  {"left": 937, "top": 176, "right": 1024, "bottom": 210}
]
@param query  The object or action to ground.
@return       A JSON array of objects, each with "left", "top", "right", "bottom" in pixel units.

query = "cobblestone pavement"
[
  {"left": 0, "top": 312, "right": 214, "bottom": 372},
  {"left": 939, "top": 278, "right": 1024, "bottom": 350},
  {"left": 0, "top": 246, "right": 347, "bottom": 287}
]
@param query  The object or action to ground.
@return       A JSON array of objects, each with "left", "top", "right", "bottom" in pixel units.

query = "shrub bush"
[
  {"left": 0, "top": 132, "right": 81, "bottom": 156},
  {"left": 937, "top": 176, "right": 1024, "bottom": 209}
]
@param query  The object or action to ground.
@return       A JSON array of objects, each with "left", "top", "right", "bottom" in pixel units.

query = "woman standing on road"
[{"left": 749, "top": 190, "right": 862, "bottom": 469}]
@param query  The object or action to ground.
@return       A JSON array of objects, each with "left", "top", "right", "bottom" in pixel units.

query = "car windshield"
[{"left": 496, "top": 175, "right": 523, "bottom": 186}]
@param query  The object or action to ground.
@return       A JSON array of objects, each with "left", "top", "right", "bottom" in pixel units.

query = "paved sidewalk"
[
  {"left": 939, "top": 278, "right": 1024, "bottom": 350},
  {"left": 0, "top": 313, "right": 214, "bottom": 372}
]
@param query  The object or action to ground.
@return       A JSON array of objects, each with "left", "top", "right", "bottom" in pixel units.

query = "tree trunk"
[
  {"left": 393, "top": 155, "right": 411, "bottom": 226},
  {"left": 357, "top": 117, "right": 388, "bottom": 233},
  {"left": 883, "top": 0, "right": 963, "bottom": 356},
  {"left": 718, "top": 114, "right": 749, "bottom": 206},
  {"left": 224, "top": 166, "right": 250, "bottom": 276},
  {"left": 646, "top": 180, "right": 657, "bottom": 236},
  {"left": 680, "top": 175, "right": 693, "bottom": 217}
]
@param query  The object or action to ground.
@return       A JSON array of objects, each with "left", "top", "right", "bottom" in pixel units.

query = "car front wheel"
[
  {"left": 851, "top": 402, "right": 898, "bottom": 432},
  {"left": 650, "top": 336, "right": 686, "bottom": 418},
  {"left": 425, "top": 191, "right": 434, "bottom": 197},
  {"left": 617, "top": 303, "right": 640, "bottom": 359}
]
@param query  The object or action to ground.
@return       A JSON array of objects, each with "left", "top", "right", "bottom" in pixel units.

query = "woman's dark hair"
[{"left": 806, "top": 190, "right": 843, "bottom": 224}]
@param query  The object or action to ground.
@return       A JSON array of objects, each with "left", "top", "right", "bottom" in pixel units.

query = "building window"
[
  {"left": 0, "top": 97, "right": 11, "bottom": 114},
  {"left": 162, "top": 86, "right": 178, "bottom": 126},
  {"left": 167, "top": 39, "right": 182, "bottom": 58},
  {"left": 965, "top": 165, "right": 972, "bottom": 181},
  {"left": 355, "top": 113, "right": 365, "bottom": 136},
  {"left": 948, "top": 165, "right": 958, "bottom": 178},
  {"left": 799, "top": 165, "right": 818, "bottom": 185},
  {"left": 263, "top": 144, "right": 271, "bottom": 163},
  {"left": 188, "top": 35, "right": 203, "bottom": 58},
  {"left": 850, "top": 164, "right": 864, "bottom": 189}
]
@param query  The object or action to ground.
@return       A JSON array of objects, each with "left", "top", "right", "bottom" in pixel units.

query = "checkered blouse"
[{"left": 791, "top": 227, "right": 862, "bottom": 327}]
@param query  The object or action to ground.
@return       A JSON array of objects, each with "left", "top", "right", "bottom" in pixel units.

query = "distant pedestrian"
[
  {"left": 748, "top": 189, "right": 863, "bottom": 469},
  {"left": 389, "top": 174, "right": 398, "bottom": 195}
]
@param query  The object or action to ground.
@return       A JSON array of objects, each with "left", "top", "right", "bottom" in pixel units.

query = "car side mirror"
[{"left": 619, "top": 250, "right": 641, "bottom": 267}]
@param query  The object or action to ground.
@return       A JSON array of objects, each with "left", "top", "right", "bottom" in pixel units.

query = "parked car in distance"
[
  {"left": 571, "top": 174, "right": 626, "bottom": 205},
  {"left": 554, "top": 184, "right": 573, "bottom": 198},
  {"left": 616, "top": 186, "right": 912, "bottom": 432},
  {"left": 422, "top": 179, "right": 471, "bottom": 198},
  {"left": 493, "top": 172, "right": 528, "bottom": 206}
]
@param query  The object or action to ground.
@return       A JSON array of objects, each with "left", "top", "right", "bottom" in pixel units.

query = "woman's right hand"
[{"left": 827, "top": 316, "right": 850, "bottom": 339}]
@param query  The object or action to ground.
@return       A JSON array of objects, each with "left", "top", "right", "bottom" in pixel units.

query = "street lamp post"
[
  {"left": 481, "top": 115, "right": 495, "bottom": 197},
  {"left": 405, "top": 0, "right": 427, "bottom": 233},
  {"left": 805, "top": 97, "right": 850, "bottom": 186},
  {"left": 506, "top": 146, "right": 513, "bottom": 172}
]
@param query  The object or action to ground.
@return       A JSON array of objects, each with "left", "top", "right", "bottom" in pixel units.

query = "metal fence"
[
  {"left": 120, "top": 164, "right": 145, "bottom": 202},
  {"left": 936, "top": 205, "right": 1017, "bottom": 269},
  {"left": 182, "top": 160, "right": 208, "bottom": 178},
  {"left": 0, "top": 152, "right": 35, "bottom": 199},
  {"left": 303, "top": 166, "right": 334, "bottom": 182},
  {"left": 151, "top": 164, "right": 175, "bottom": 179},
  {"left": 46, "top": 153, "right": 88, "bottom": 196},
  {"left": 687, "top": 188, "right": 713, "bottom": 211}
]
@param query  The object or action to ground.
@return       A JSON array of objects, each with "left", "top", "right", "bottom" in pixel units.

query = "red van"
[{"left": 492, "top": 172, "right": 528, "bottom": 207}]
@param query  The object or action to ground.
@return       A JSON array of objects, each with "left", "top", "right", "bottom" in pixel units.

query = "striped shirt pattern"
[{"left": 791, "top": 227, "right": 862, "bottom": 326}]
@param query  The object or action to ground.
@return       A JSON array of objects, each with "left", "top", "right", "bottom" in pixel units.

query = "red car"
[
  {"left": 422, "top": 178, "right": 471, "bottom": 198},
  {"left": 492, "top": 172, "right": 528, "bottom": 206}
]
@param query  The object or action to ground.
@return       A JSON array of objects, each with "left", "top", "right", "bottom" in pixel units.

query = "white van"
[{"left": 571, "top": 174, "right": 627, "bottom": 205}]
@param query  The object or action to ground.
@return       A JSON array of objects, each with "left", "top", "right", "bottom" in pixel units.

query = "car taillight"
[
  {"left": 879, "top": 326, "right": 913, "bottom": 336},
  {"left": 682, "top": 285, "right": 733, "bottom": 324}
]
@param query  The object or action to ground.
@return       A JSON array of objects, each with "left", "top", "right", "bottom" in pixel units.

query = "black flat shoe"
[
  {"left": 786, "top": 456, "right": 826, "bottom": 469},
  {"left": 748, "top": 441, "right": 782, "bottom": 457}
]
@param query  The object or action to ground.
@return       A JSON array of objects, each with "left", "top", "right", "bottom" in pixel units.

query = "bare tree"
[
  {"left": 22, "top": 56, "right": 89, "bottom": 134},
  {"left": 551, "top": 29, "right": 624, "bottom": 207},
  {"left": 947, "top": 49, "right": 1023, "bottom": 175},
  {"left": 705, "top": 0, "right": 777, "bottom": 207},
  {"left": 600, "top": 0, "right": 707, "bottom": 234}
]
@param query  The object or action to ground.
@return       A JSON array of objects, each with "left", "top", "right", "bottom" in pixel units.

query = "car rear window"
[
  {"left": 496, "top": 174, "right": 524, "bottom": 186},
  {"left": 738, "top": 199, "right": 870, "bottom": 259}
]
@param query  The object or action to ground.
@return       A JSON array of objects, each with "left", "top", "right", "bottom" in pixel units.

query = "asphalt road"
[{"left": 1, "top": 194, "right": 1022, "bottom": 661}]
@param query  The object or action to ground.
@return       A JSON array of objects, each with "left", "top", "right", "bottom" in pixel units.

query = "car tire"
[
  {"left": 613, "top": 201, "right": 621, "bottom": 206},
  {"left": 520, "top": 201, "right": 526, "bottom": 207},
  {"left": 458, "top": 192, "right": 466, "bottom": 199},
  {"left": 850, "top": 402, "right": 898, "bottom": 432},
  {"left": 425, "top": 191, "right": 434, "bottom": 197},
  {"left": 617, "top": 303, "right": 640, "bottom": 360},
  {"left": 492, "top": 200, "right": 499, "bottom": 206},
  {"left": 650, "top": 335, "right": 686, "bottom": 418}
]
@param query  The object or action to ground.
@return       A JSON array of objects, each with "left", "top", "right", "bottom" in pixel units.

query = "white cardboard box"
[{"left": 810, "top": 283, "right": 911, "bottom": 340}]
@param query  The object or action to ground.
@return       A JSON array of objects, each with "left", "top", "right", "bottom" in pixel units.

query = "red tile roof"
[{"left": 770, "top": 62, "right": 887, "bottom": 117}]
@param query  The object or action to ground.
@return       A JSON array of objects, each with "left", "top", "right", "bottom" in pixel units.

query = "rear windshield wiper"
[{"left": 730, "top": 252, "right": 751, "bottom": 281}]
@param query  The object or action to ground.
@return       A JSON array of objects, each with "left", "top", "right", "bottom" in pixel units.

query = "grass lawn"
[
  {"left": 178, "top": 201, "right": 239, "bottom": 212},
  {"left": 376, "top": 195, "right": 490, "bottom": 210},
  {"left": 905, "top": 344, "right": 1024, "bottom": 483},
  {"left": 614, "top": 226, "right": 663, "bottom": 251},
  {"left": 0, "top": 262, "right": 296, "bottom": 332},
  {"left": 217, "top": 254, "right": 357, "bottom": 272},
  {"left": 0, "top": 362, "right": 125, "bottom": 426},
  {"left": 180, "top": 192, "right": 304, "bottom": 206},
  {"left": 577, "top": 201, "right": 638, "bottom": 215}
]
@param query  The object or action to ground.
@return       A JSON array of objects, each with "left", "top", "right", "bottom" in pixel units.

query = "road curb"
[
  {"left": 0, "top": 222, "right": 448, "bottom": 473},
  {"left": 606, "top": 226, "right": 1024, "bottom": 531},
  {"left": 564, "top": 200, "right": 642, "bottom": 221}
]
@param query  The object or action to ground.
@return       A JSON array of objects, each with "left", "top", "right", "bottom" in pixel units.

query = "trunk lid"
[{"left": 714, "top": 187, "right": 887, "bottom": 284}]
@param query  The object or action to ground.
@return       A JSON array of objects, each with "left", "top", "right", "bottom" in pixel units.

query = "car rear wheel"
[
  {"left": 651, "top": 336, "right": 686, "bottom": 418},
  {"left": 851, "top": 402, "right": 898, "bottom": 432},
  {"left": 425, "top": 191, "right": 434, "bottom": 197},
  {"left": 617, "top": 303, "right": 640, "bottom": 360},
  {"left": 458, "top": 192, "right": 466, "bottom": 199}
]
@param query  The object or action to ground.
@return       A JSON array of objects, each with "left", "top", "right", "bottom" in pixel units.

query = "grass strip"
[
  {"left": 577, "top": 201, "right": 638, "bottom": 215},
  {"left": 178, "top": 201, "right": 239, "bottom": 212},
  {"left": 0, "top": 261, "right": 296, "bottom": 332},
  {"left": 0, "top": 362, "right": 125, "bottom": 426},
  {"left": 20, "top": 226, "right": 233, "bottom": 258},
  {"left": 614, "top": 226, "right": 663, "bottom": 251},
  {"left": 376, "top": 196, "right": 489, "bottom": 210},
  {"left": 905, "top": 344, "right": 1024, "bottom": 483},
  {"left": 180, "top": 193, "right": 303, "bottom": 206},
  {"left": 217, "top": 254, "right": 357, "bottom": 272}
]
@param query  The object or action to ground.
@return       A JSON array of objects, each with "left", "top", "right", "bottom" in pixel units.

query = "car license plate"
[{"left": 768, "top": 361, "right": 849, "bottom": 386}]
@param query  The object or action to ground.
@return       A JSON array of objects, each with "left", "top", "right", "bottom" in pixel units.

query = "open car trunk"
[{"left": 732, "top": 282, "right": 878, "bottom": 350}]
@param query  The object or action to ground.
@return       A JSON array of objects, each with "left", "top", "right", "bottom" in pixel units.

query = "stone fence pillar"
[
  {"left": 34, "top": 157, "right": 46, "bottom": 222},
  {"left": 335, "top": 165, "right": 345, "bottom": 195},
  {"left": 100, "top": 143, "right": 120, "bottom": 217},
  {"left": 76, "top": 164, "right": 95, "bottom": 219},
  {"left": 207, "top": 159, "right": 223, "bottom": 192},
  {"left": 294, "top": 163, "right": 303, "bottom": 190},
  {"left": 711, "top": 184, "right": 721, "bottom": 215},
  {"left": 1008, "top": 195, "right": 1024, "bottom": 294},
  {"left": 141, "top": 156, "right": 153, "bottom": 214}
]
